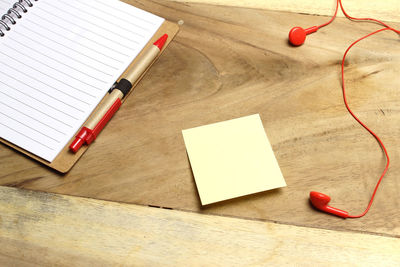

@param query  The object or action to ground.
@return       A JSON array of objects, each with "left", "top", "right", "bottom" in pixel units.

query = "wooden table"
[
  {"left": 1, "top": 186, "right": 399, "bottom": 266},
  {"left": 1, "top": 0, "right": 399, "bottom": 264}
]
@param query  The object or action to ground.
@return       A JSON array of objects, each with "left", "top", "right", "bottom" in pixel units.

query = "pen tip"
[{"left": 153, "top": 34, "right": 168, "bottom": 50}]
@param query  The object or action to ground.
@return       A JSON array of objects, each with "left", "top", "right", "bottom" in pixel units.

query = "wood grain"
[
  {"left": 1, "top": 0, "right": 400, "bottom": 236},
  {"left": 1, "top": 186, "right": 399, "bottom": 266},
  {"left": 172, "top": 0, "right": 400, "bottom": 23}
]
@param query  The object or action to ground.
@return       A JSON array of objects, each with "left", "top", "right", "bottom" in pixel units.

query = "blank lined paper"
[
  {"left": 0, "top": 0, "right": 14, "bottom": 14},
  {"left": 0, "top": 0, "right": 164, "bottom": 161}
]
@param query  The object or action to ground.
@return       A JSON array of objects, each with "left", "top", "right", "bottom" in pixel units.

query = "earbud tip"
[
  {"left": 289, "top": 27, "right": 306, "bottom": 46},
  {"left": 310, "top": 191, "right": 331, "bottom": 202}
]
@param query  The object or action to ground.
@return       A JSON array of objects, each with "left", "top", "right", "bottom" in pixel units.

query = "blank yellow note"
[{"left": 182, "top": 114, "right": 286, "bottom": 205}]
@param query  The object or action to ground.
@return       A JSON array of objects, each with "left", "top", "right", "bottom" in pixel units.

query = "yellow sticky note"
[{"left": 182, "top": 114, "right": 286, "bottom": 205}]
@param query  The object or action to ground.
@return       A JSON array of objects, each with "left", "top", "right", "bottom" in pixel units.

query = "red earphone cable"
[
  {"left": 319, "top": 0, "right": 400, "bottom": 218},
  {"left": 305, "top": 0, "right": 399, "bottom": 218},
  {"left": 340, "top": 27, "right": 395, "bottom": 218},
  {"left": 317, "top": 0, "right": 339, "bottom": 29},
  {"left": 338, "top": 0, "right": 400, "bottom": 34}
]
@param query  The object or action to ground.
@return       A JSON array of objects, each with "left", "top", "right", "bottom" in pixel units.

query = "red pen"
[{"left": 69, "top": 34, "right": 168, "bottom": 153}]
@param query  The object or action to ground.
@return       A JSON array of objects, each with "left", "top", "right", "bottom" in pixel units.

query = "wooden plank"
[
  {"left": 0, "top": 186, "right": 399, "bottom": 266},
  {"left": 1, "top": 0, "right": 400, "bottom": 236},
  {"left": 172, "top": 0, "right": 400, "bottom": 23}
]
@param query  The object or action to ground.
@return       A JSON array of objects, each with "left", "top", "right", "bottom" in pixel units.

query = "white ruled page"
[
  {"left": 0, "top": 0, "right": 14, "bottom": 15},
  {"left": 0, "top": 0, "right": 164, "bottom": 161}
]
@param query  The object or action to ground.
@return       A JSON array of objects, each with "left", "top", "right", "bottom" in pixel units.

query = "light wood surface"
[
  {"left": 1, "top": 0, "right": 400, "bottom": 239},
  {"left": 1, "top": 186, "right": 399, "bottom": 266},
  {"left": 173, "top": 0, "right": 400, "bottom": 23}
]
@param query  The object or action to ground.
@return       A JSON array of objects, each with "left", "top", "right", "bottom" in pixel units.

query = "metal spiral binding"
[{"left": 0, "top": 0, "right": 38, "bottom": 37}]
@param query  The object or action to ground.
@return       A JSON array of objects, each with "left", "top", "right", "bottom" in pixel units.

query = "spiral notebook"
[{"left": 0, "top": 0, "right": 178, "bottom": 172}]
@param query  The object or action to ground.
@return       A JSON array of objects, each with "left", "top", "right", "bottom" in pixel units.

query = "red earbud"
[
  {"left": 288, "top": 26, "right": 319, "bottom": 46},
  {"left": 309, "top": 191, "right": 349, "bottom": 218}
]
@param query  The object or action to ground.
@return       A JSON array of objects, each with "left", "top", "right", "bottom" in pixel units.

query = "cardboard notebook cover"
[{"left": 0, "top": 20, "right": 179, "bottom": 173}]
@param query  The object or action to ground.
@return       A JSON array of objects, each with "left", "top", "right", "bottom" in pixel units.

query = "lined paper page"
[
  {"left": 0, "top": 0, "right": 164, "bottom": 161},
  {"left": 0, "top": 0, "right": 14, "bottom": 15}
]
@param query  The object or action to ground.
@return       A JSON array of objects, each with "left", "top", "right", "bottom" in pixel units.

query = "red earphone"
[
  {"left": 290, "top": 0, "right": 400, "bottom": 218},
  {"left": 309, "top": 192, "right": 349, "bottom": 218},
  {"left": 289, "top": 0, "right": 339, "bottom": 46},
  {"left": 288, "top": 26, "right": 318, "bottom": 46}
]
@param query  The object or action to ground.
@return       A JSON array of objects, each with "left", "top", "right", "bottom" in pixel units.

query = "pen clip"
[{"left": 108, "top": 82, "right": 118, "bottom": 93}]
